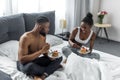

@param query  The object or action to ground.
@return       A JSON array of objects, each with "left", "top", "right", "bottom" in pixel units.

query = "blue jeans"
[
  {"left": 62, "top": 45, "right": 100, "bottom": 60},
  {"left": 17, "top": 55, "right": 62, "bottom": 77}
]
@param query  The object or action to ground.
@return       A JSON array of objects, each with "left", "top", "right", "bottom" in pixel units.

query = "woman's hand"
[{"left": 72, "top": 43, "right": 81, "bottom": 49}]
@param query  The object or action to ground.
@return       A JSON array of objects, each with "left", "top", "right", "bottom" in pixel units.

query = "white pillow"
[
  {"left": 46, "top": 34, "right": 63, "bottom": 47},
  {"left": 0, "top": 35, "right": 63, "bottom": 61},
  {"left": 0, "top": 40, "right": 19, "bottom": 61}
]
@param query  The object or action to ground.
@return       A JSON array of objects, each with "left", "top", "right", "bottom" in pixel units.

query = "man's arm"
[{"left": 18, "top": 36, "right": 45, "bottom": 64}]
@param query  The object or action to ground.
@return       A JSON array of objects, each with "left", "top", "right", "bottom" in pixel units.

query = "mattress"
[{"left": 0, "top": 40, "right": 120, "bottom": 80}]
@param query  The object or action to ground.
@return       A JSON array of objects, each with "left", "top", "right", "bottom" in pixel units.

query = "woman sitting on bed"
[{"left": 62, "top": 12, "right": 100, "bottom": 59}]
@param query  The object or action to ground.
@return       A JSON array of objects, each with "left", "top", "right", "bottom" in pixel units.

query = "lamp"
[{"left": 60, "top": 19, "right": 67, "bottom": 36}]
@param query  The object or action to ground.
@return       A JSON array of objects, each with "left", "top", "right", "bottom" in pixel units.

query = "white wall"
[{"left": 100, "top": 0, "right": 120, "bottom": 42}]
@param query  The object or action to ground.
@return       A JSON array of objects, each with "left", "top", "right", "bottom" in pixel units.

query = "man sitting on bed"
[{"left": 17, "top": 16, "right": 62, "bottom": 80}]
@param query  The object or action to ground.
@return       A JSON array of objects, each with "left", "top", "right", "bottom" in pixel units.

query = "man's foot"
[
  {"left": 63, "top": 59, "right": 67, "bottom": 64},
  {"left": 40, "top": 74, "right": 46, "bottom": 80},
  {"left": 60, "top": 59, "right": 67, "bottom": 69},
  {"left": 34, "top": 76, "right": 42, "bottom": 80}
]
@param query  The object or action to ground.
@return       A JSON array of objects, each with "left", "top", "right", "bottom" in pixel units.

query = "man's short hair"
[{"left": 36, "top": 16, "right": 49, "bottom": 24}]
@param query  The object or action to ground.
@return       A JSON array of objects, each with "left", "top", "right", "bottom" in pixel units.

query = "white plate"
[
  {"left": 48, "top": 52, "right": 62, "bottom": 58},
  {"left": 78, "top": 49, "right": 90, "bottom": 54}
]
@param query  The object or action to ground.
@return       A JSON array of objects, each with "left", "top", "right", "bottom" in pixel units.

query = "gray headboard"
[
  {"left": 24, "top": 11, "right": 55, "bottom": 34},
  {"left": 0, "top": 14, "right": 25, "bottom": 44},
  {"left": 0, "top": 11, "right": 55, "bottom": 44}
]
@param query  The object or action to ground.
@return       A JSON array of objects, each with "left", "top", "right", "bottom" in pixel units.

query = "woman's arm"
[
  {"left": 69, "top": 28, "right": 81, "bottom": 49},
  {"left": 89, "top": 32, "right": 96, "bottom": 53}
]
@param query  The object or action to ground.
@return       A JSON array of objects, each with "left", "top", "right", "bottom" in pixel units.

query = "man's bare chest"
[{"left": 29, "top": 37, "right": 45, "bottom": 53}]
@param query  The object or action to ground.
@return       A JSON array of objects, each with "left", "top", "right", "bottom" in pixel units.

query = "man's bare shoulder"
[{"left": 19, "top": 32, "right": 34, "bottom": 44}]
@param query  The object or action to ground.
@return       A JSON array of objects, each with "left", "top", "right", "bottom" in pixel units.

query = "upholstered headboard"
[
  {"left": 0, "top": 14, "right": 25, "bottom": 44},
  {"left": 24, "top": 11, "right": 55, "bottom": 34},
  {"left": 0, "top": 11, "right": 55, "bottom": 44}
]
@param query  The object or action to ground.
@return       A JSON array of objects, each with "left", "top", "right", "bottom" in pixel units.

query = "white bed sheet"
[
  {"left": 0, "top": 41, "right": 120, "bottom": 80},
  {"left": 93, "top": 50, "right": 120, "bottom": 80}
]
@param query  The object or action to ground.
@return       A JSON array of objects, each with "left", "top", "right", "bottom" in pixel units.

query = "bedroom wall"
[{"left": 100, "top": 0, "right": 120, "bottom": 42}]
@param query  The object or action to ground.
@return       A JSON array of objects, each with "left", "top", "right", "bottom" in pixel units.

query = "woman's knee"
[
  {"left": 62, "top": 46, "right": 72, "bottom": 57},
  {"left": 93, "top": 53, "right": 100, "bottom": 60},
  {"left": 88, "top": 53, "right": 100, "bottom": 60}
]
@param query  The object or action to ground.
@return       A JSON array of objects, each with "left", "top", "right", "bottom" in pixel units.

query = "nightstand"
[
  {"left": 55, "top": 32, "right": 70, "bottom": 41},
  {"left": 94, "top": 23, "right": 111, "bottom": 41}
]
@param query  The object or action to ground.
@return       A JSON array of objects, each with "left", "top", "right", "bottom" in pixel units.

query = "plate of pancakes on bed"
[
  {"left": 48, "top": 50, "right": 62, "bottom": 58},
  {"left": 78, "top": 46, "right": 90, "bottom": 54}
]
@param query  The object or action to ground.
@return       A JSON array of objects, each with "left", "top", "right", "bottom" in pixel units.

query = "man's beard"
[{"left": 39, "top": 30, "right": 46, "bottom": 37}]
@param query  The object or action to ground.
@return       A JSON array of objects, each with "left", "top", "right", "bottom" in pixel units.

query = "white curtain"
[
  {"left": 0, "top": 0, "right": 100, "bottom": 33},
  {"left": 90, "top": 0, "right": 101, "bottom": 31},
  {"left": 65, "top": 0, "right": 90, "bottom": 32},
  {"left": 0, "top": 0, "right": 5, "bottom": 16},
  {"left": 4, "top": 0, "right": 16, "bottom": 15},
  {"left": 0, "top": 0, "right": 66, "bottom": 18},
  {"left": 0, "top": 1, "right": 4, "bottom": 16},
  {"left": 65, "top": 0, "right": 75, "bottom": 33},
  {"left": 0, "top": 0, "right": 66, "bottom": 34},
  {"left": 0, "top": 0, "right": 41, "bottom": 16},
  {"left": 65, "top": 0, "right": 101, "bottom": 32},
  {"left": 74, "top": 0, "right": 90, "bottom": 27},
  {"left": 38, "top": 0, "right": 66, "bottom": 34},
  {"left": 90, "top": 0, "right": 101, "bottom": 23}
]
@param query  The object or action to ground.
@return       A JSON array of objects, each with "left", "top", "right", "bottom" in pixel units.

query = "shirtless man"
[{"left": 17, "top": 16, "right": 62, "bottom": 80}]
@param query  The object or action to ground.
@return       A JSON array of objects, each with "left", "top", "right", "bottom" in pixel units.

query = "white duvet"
[
  {"left": 65, "top": 53, "right": 101, "bottom": 80},
  {"left": 0, "top": 40, "right": 120, "bottom": 80},
  {"left": 0, "top": 54, "right": 109, "bottom": 80},
  {"left": 64, "top": 53, "right": 112, "bottom": 80}
]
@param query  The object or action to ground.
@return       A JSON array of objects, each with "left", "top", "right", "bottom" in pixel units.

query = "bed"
[{"left": 0, "top": 11, "right": 120, "bottom": 80}]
